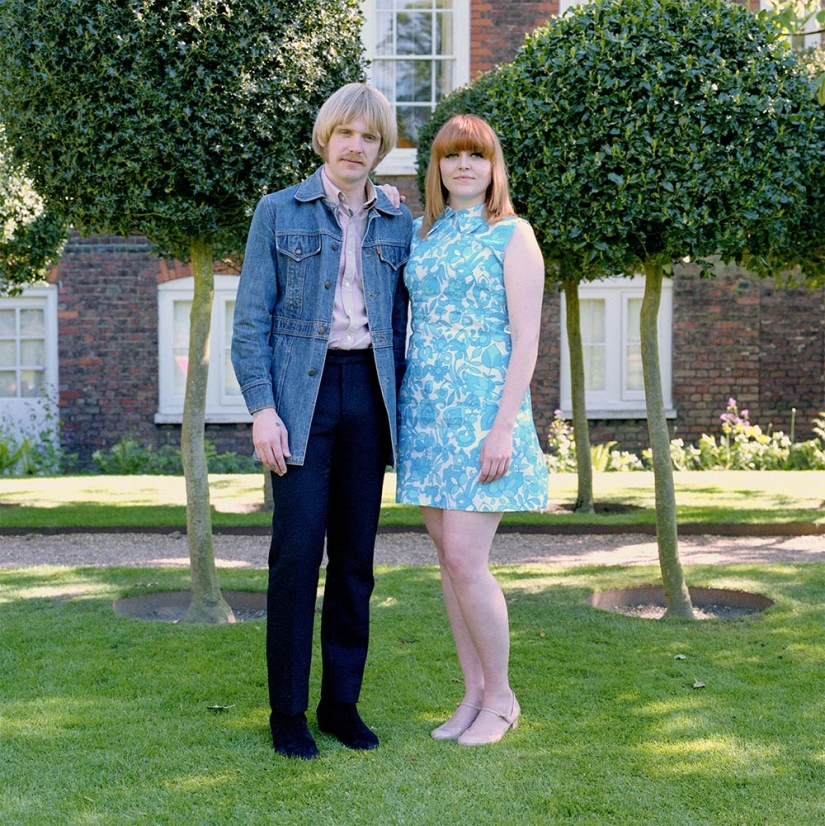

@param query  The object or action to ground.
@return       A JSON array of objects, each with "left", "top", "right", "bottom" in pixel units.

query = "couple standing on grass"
[{"left": 231, "top": 83, "right": 549, "bottom": 760}]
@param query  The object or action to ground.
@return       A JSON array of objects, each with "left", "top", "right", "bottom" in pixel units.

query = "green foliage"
[
  {"left": 0, "top": 125, "right": 67, "bottom": 296},
  {"left": 491, "top": 0, "right": 825, "bottom": 279},
  {"left": 0, "top": 0, "right": 365, "bottom": 260},
  {"left": 0, "top": 401, "right": 74, "bottom": 476},
  {"left": 549, "top": 399, "right": 825, "bottom": 473},
  {"left": 91, "top": 437, "right": 258, "bottom": 475},
  {"left": 546, "top": 410, "right": 644, "bottom": 472}
]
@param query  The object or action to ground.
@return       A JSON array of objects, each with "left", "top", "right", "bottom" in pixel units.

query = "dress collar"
[{"left": 439, "top": 202, "right": 488, "bottom": 233}]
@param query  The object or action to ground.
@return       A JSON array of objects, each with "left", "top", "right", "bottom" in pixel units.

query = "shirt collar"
[{"left": 321, "top": 166, "right": 377, "bottom": 214}]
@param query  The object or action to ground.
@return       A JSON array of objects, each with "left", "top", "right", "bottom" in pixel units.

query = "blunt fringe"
[
  {"left": 420, "top": 114, "right": 515, "bottom": 238},
  {"left": 312, "top": 83, "right": 397, "bottom": 166}
]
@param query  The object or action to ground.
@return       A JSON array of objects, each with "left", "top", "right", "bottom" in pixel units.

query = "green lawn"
[
  {"left": 0, "top": 470, "right": 823, "bottom": 529},
  {"left": 1, "top": 561, "right": 824, "bottom": 824}
]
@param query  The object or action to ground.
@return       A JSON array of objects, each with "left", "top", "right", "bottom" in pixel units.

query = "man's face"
[{"left": 321, "top": 117, "right": 382, "bottom": 192}]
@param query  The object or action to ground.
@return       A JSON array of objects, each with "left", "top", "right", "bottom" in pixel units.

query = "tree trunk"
[
  {"left": 562, "top": 277, "right": 595, "bottom": 513},
  {"left": 640, "top": 259, "right": 694, "bottom": 619},
  {"left": 181, "top": 235, "right": 234, "bottom": 624}
]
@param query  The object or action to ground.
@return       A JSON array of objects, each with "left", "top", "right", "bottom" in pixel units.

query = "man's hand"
[{"left": 252, "top": 408, "right": 291, "bottom": 475}]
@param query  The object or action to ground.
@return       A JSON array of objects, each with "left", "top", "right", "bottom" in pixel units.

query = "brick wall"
[
  {"left": 55, "top": 234, "right": 254, "bottom": 468},
  {"left": 536, "top": 263, "right": 825, "bottom": 459},
  {"left": 470, "top": 2, "right": 558, "bottom": 75}
]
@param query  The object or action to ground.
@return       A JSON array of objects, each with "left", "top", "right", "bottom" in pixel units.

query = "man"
[{"left": 231, "top": 84, "right": 411, "bottom": 759}]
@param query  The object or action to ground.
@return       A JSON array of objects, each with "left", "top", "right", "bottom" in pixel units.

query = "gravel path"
[{"left": 2, "top": 529, "right": 825, "bottom": 569}]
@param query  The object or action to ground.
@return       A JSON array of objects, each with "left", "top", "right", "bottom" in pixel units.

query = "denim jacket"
[{"left": 231, "top": 166, "right": 412, "bottom": 466}]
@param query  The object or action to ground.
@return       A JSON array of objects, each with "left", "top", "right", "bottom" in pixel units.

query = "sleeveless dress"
[{"left": 395, "top": 204, "right": 550, "bottom": 512}]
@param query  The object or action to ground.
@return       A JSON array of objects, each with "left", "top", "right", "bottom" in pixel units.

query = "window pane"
[
  {"left": 224, "top": 352, "right": 241, "bottom": 396},
  {"left": 626, "top": 346, "right": 643, "bottom": 391},
  {"left": 0, "top": 310, "right": 15, "bottom": 337},
  {"left": 21, "top": 339, "right": 45, "bottom": 366},
  {"left": 173, "top": 349, "right": 188, "bottom": 396},
  {"left": 396, "top": 105, "right": 433, "bottom": 148},
  {"left": 397, "top": 12, "right": 433, "bottom": 55},
  {"left": 0, "top": 371, "right": 16, "bottom": 397},
  {"left": 625, "top": 298, "right": 643, "bottom": 392},
  {"left": 434, "top": 59, "right": 454, "bottom": 101},
  {"left": 371, "top": 59, "right": 395, "bottom": 102},
  {"left": 20, "top": 369, "right": 45, "bottom": 398},
  {"left": 0, "top": 341, "right": 15, "bottom": 367},
  {"left": 436, "top": 10, "right": 453, "bottom": 53},
  {"left": 223, "top": 301, "right": 240, "bottom": 397},
  {"left": 583, "top": 346, "right": 605, "bottom": 391},
  {"left": 397, "top": 59, "right": 435, "bottom": 102},
  {"left": 375, "top": 11, "right": 394, "bottom": 56},
  {"left": 20, "top": 309, "right": 44, "bottom": 336},
  {"left": 580, "top": 299, "right": 605, "bottom": 391},
  {"left": 580, "top": 299, "right": 605, "bottom": 344},
  {"left": 173, "top": 301, "right": 191, "bottom": 348}
]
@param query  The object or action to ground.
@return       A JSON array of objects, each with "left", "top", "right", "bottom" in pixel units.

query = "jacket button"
[
  {"left": 308, "top": 369, "right": 317, "bottom": 377},
  {"left": 295, "top": 248, "right": 302, "bottom": 255},
  {"left": 318, "top": 327, "right": 326, "bottom": 335},
  {"left": 325, "top": 281, "right": 331, "bottom": 289},
  {"left": 333, "top": 243, "right": 340, "bottom": 251}
]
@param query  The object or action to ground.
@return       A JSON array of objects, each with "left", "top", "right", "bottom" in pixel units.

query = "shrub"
[
  {"left": 548, "top": 398, "right": 825, "bottom": 472},
  {"left": 92, "top": 438, "right": 259, "bottom": 475}
]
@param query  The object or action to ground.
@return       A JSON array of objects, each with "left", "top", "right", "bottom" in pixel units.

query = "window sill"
[
  {"left": 154, "top": 412, "right": 252, "bottom": 425},
  {"left": 557, "top": 408, "right": 677, "bottom": 420}
]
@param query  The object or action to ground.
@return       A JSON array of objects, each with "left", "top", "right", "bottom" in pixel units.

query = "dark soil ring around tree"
[
  {"left": 589, "top": 586, "right": 774, "bottom": 620},
  {"left": 113, "top": 590, "right": 266, "bottom": 622}
]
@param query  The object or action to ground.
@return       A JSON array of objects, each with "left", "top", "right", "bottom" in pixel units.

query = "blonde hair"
[
  {"left": 420, "top": 114, "right": 515, "bottom": 238},
  {"left": 312, "top": 83, "right": 397, "bottom": 166}
]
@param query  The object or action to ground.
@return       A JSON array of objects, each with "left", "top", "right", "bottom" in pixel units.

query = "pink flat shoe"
[
  {"left": 457, "top": 694, "right": 520, "bottom": 747},
  {"left": 430, "top": 701, "right": 481, "bottom": 741}
]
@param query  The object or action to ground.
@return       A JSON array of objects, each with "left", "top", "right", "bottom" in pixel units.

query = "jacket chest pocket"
[{"left": 276, "top": 235, "right": 322, "bottom": 313}]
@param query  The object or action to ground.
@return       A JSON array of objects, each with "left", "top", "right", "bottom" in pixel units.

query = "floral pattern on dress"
[{"left": 396, "top": 204, "right": 550, "bottom": 512}]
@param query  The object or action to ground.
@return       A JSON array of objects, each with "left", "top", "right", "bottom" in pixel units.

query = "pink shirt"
[{"left": 321, "top": 167, "right": 376, "bottom": 350}]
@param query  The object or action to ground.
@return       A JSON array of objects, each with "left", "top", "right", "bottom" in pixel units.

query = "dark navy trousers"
[{"left": 266, "top": 349, "right": 391, "bottom": 716}]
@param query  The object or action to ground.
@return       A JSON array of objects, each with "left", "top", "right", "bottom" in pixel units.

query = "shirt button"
[{"left": 344, "top": 281, "right": 351, "bottom": 287}]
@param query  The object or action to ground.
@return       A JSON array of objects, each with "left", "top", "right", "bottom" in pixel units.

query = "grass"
[
  {"left": 0, "top": 470, "right": 823, "bottom": 530},
  {"left": 2, "top": 561, "right": 825, "bottom": 824}
]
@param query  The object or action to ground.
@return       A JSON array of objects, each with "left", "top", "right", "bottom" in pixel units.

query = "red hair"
[{"left": 420, "top": 114, "right": 515, "bottom": 238}]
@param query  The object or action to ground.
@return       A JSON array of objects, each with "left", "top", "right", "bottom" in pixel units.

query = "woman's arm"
[{"left": 478, "top": 220, "right": 545, "bottom": 483}]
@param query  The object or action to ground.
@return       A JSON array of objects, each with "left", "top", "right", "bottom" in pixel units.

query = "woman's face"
[{"left": 438, "top": 150, "right": 492, "bottom": 210}]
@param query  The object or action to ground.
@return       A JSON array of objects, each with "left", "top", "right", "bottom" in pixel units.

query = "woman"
[{"left": 396, "top": 114, "right": 549, "bottom": 746}]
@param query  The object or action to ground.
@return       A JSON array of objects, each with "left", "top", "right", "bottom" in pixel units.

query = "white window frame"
[
  {"left": 155, "top": 275, "right": 250, "bottom": 424},
  {"left": 0, "top": 284, "right": 59, "bottom": 438},
  {"left": 363, "top": 0, "right": 470, "bottom": 176},
  {"left": 559, "top": 276, "right": 674, "bottom": 419}
]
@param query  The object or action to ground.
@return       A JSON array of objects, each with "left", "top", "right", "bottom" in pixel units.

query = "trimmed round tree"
[
  {"left": 0, "top": 0, "right": 366, "bottom": 622},
  {"left": 490, "top": 0, "right": 822, "bottom": 616}
]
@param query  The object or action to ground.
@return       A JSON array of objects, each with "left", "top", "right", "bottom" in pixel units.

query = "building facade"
[{"left": 2, "top": 0, "right": 824, "bottom": 468}]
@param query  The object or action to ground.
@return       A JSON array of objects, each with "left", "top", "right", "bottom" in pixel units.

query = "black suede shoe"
[
  {"left": 270, "top": 712, "right": 319, "bottom": 759},
  {"left": 316, "top": 701, "right": 379, "bottom": 750}
]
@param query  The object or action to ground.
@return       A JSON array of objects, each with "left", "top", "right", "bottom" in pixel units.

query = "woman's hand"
[
  {"left": 478, "top": 425, "right": 513, "bottom": 483},
  {"left": 252, "top": 408, "right": 291, "bottom": 475}
]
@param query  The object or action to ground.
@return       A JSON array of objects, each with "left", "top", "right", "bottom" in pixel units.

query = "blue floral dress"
[{"left": 396, "top": 204, "right": 549, "bottom": 512}]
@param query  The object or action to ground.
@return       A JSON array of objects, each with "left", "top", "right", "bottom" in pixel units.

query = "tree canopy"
[
  {"left": 0, "top": 0, "right": 365, "bottom": 260},
  {"left": 493, "top": 0, "right": 824, "bottom": 279},
  {"left": 0, "top": 125, "right": 67, "bottom": 296}
]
